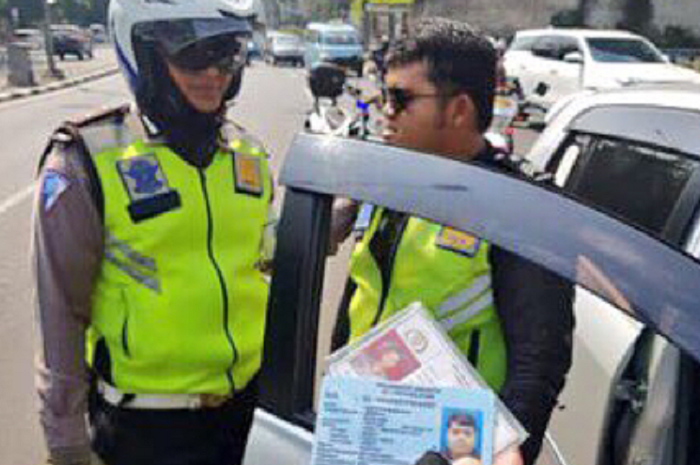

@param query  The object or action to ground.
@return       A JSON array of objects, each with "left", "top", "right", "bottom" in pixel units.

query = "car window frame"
[{"left": 545, "top": 105, "right": 700, "bottom": 247}]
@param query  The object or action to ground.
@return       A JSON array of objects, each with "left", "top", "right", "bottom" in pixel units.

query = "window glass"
[
  {"left": 276, "top": 35, "right": 301, "bottom": 46},
  {"left": 321, "top": 32, "right": 359, "bottom": 45},
  {"left": 585, "top": 38, "right": 664, "bottom": 63},
  {"left": 508, "top": 35, "right": 537, "bottom": 51},
  {"left": 531, "top": 36, "right": 560, "bottom": 60},
  {"left": 554, "top": 37, "right": 581, "bottom": 60},
  {"left": 565, "top": 136, "right": 699, "bottom": 237}
]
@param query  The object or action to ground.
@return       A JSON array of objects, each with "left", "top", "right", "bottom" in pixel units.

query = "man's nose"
[{"left": 203, "top": 66, "right": 224, "bottom": 78}]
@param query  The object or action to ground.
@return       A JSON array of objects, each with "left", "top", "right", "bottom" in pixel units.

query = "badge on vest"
[
  {"left": 116, "top": 154, "right": 181, "bottom": 223},
  {"left": 233, "top": 153, "right": 263, "bottom": 197},
  {"left": 435, "top": 226, "right": 481, "bottom": 257}
]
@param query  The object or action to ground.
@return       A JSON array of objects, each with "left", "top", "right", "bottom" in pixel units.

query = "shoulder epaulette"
[
  {"left": 70, "top": 104, "right": 131, "bottom": 129},
  {"left": 223, "top": 120, "right": 269, "bottom": 157}
]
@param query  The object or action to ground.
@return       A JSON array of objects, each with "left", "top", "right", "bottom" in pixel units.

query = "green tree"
[
  {"left": 54, "top": 0, "right": 91, "bottom": 25},
  {"left": 9, "top": 0, "right": 44, "bottom": 26}
]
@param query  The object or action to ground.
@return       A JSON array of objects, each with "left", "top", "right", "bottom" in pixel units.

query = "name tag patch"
[
  {"left": 233, "top": 153, "right": 263, "bottom": 196},
  {"left": 435, "top": 226, "right": 481, "bottom": 257}
]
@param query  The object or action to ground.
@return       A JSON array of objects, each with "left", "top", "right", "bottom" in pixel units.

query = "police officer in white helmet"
[{"left": 33, "top": 1, "right": 274, "bottom": 464}]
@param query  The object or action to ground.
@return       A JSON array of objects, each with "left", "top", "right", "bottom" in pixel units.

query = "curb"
[{"left": 0, "top": 66, "right": 119, "bottom": 104}]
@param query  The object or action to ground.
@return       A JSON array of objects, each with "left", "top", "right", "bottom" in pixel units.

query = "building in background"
[{"left": 350, "top": 0, "right": 413, "bottom": 45}]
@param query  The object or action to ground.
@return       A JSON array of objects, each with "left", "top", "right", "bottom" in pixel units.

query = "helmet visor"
[{"left": 136, "top": 17, "right": 252, "bottom": 57}]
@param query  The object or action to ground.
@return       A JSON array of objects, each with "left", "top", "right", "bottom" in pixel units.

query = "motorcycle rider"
[{"left": 32, "top": 1, "right": 274, "bottom": 464}]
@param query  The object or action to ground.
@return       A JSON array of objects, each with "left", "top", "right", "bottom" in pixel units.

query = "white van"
[{"left": 304, "top": 23, "right": 363, "bottom": 76}]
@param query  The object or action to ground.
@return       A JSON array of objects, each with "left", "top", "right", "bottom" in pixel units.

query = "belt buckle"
[{"left": 199, "top": 393, "right": 229, "bottom": 409}]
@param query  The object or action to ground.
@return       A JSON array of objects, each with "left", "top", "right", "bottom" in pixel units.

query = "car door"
[
  {"left": 542, "top": 37, "right": 584, "bottom": 107},
  {"left": 243, "top": 133, "right": 700, "bottom": 465},
  {"left": 514, "top": 35, "right": 562, "bottom": 107},
  {"left": 537, "top": 105, "right": 700, "bottom": 465}
]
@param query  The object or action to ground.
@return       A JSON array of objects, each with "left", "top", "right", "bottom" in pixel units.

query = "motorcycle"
[
  {"left": 305, "top": 63, "right": 381, "bottom": 140},
  {"left": 305, "top": 63, "right": 382, "bottom": 232}
]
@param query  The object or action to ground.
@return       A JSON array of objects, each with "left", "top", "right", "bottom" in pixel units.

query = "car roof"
[
  {"left": 555, "top": 83, "right": 700, "bottom": 119},
  {"left": 514, "top": 28, "right": 646, "bottom": 40}
]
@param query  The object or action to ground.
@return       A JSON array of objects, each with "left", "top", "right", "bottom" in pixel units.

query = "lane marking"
[{"left": 0, "top": 183, "right": 36, "bottom": 216}]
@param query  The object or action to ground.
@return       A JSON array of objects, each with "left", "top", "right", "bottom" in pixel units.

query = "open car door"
[{"left": 243, "top": 133, "right": 700, "bottom": 465}]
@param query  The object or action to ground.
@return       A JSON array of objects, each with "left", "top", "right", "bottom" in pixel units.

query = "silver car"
[{"left": 266, "top": 33, "right": 304, "bottom": 67}]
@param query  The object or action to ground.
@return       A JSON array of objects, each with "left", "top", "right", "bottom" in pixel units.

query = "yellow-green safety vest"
[
  {"left": 348, "top": 208, "right": 507, "bottom": 390},
  {"left": 85, "top": 123, "right": 271, "bottom": 396}
]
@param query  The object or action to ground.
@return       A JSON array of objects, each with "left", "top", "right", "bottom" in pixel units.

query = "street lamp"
[{"left": 43, "top": 0, "right": 64, "bottom": 78}]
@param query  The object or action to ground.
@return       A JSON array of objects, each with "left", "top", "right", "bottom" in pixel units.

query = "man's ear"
[{"left": 451, "top": 94, "right": 478, "bottom": 131}]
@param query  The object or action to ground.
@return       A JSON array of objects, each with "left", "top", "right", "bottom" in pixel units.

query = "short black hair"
[
  {"left": 387, "top": 18, "right": 497, "bottom": 132},
  {"left": 448, "top": 412, "right": 476, "bottom": 429}
]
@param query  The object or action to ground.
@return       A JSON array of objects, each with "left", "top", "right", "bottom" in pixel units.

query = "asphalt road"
[{"left": 0, "top": 61, "right": 542, "bottom": 465}]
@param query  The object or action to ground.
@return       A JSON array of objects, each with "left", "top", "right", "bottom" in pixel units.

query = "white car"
[
  {"left": 239, "top": 86, "right": 700, "bottom": 465},
  {"left": 527, "top": 82, "right": 700, "bottom": 465},
  {"left": 503, "top": 28, "right": 700, "bottom": 110}
]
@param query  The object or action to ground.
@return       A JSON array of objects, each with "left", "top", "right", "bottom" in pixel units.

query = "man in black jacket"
[{"left": 331, "top": 18, "right": 574, "bottom": 465}]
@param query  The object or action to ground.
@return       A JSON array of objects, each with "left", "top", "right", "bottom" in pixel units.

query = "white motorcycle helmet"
[{"left": 109, "top": 0, "right": 260, "bottom": 127}]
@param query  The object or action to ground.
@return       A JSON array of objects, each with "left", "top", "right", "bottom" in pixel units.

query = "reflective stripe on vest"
[
  {"left": 348, "top": 208, "right": 507, "bottom": 391},
  {"left": 86, "top": 124, "right": 271, "bottom": 396}
]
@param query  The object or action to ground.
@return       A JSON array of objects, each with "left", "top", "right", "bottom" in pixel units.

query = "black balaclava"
[{"left": 133, "top": 35, "right": 242, "bottom": 168}]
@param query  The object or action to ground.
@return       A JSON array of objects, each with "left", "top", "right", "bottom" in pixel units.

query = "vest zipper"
[
  {"left": 468, "top": 329, "right": 481, "bottom": 367},
  {"left": 198, "top": 169, "right": 237, "bottom": 390},
  {"left": 120, "top": 289, "right": 131, "bottom": 358},
  {"left": 371, "top": 213, "right": 409, "bottom": 327}
]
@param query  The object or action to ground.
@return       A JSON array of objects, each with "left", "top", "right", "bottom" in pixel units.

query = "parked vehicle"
[
  {"left": 51, "top": 25, "right": 93, "bottom": 60},
  {"left": 304, "top": 22, "right": 363, "bottom": 76},
  {"left": 503, "top": 28, "right": 700, "bottom": 112},
  {"left": 246, "top": 39, "right": 261, "bottom": 64},
  {"left": 525, "top": 82, "right": 700, "bottom": 465},
  {"left": 239, "top": 82, "right": 700, "bottom": 465},
  {"left": 266, "top": 32, "right": 304, "bottom": 67},
  {"left": 13, "top": 28, "right": 44, "bottom": 51}
]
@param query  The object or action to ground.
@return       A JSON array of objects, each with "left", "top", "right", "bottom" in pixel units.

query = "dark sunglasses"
[
  {"left": 165, "top": 41, "right": 245, "bottom": 74},
  {"left": 382, "top": 86, "right": 446, "bottom": 114}
]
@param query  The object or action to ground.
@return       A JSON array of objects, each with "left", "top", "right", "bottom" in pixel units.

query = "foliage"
[
  {"left": 306, "top": 0, "right": 352, "bottom": 23},
  {"left": 550, "top": 8, "right": 585, "bottom": 28},
  {"left": 6, "top": 0, "right": 107, "bottom": 28}
]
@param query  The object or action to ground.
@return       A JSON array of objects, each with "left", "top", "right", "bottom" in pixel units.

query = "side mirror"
[
  {"left": 308, "top": 63, "right": 346, "bottom": 99},
  {"left": 563, "top": 51, "right": 584, "bottom": 64}
]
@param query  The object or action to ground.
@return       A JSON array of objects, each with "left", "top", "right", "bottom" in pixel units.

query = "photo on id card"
[{"left": 310, "top": 376, "right": 496, "bottom": 465}]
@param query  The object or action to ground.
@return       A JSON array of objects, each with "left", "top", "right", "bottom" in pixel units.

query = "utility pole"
[{"left": 43, "top": 0, "right": 63, "bottom": 78}]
